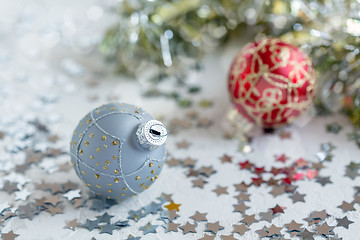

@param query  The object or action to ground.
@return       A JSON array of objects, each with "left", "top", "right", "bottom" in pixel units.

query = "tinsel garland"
[{"left": 100, "top": 0, "right": 360, "bottom": 127}]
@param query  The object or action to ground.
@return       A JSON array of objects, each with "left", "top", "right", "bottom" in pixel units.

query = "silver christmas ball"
[{"left": 69, "top": 103, "right": 167, "bottom": 200}]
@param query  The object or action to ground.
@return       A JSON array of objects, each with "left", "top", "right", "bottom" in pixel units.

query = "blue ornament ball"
[{"left": 70, "top": 103, "right": 167, "bottom": 200}]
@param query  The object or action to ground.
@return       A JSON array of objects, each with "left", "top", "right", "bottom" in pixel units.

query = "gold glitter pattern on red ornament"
[{"left": 228, "top": 38, "right": 316, "bottom": 127}]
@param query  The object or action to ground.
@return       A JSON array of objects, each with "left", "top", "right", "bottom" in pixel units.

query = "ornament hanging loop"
[{"left": 136, "top": 120, "right": 168, "bottom": 151}]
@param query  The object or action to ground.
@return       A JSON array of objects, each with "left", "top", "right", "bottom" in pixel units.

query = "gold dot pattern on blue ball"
[{"left": 69, "top": 103, "right": 166, "bottom": 200}]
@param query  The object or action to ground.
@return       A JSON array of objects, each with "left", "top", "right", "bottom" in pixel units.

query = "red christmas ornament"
[{"left": 228, "top": 38, "right": 316, "bottom": 128}]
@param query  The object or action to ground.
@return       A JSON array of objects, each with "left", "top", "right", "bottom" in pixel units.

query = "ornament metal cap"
[{"left": 136, "top": 120, "right": 168, "bottom": 150}]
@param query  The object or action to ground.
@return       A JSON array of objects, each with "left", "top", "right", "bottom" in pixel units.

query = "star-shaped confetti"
[
  {"left": 63, "top": 189, "right": 81, "bottom": 201},
  {"left": 240, "top": 214, "right": 258, "bottom": 226},
  {"left": 336, "top": 216, "right": 354, "bottom": 229},
  {"left": 100, "top": 224, "right": 118, "bottom": 234},
  {"left": 275, "top": 154, "right": 288, "bottom": 163},
  {"left": 306, "top": 169, "right": 318, "bottom": 180},
  {"left": 64, "top": 219, "right": 79, "bottom": 231},
  {"left": 198, "top": 234, "right": 215, "bottom": 240},
  {"left": 316, "top": 222, "right": 334, "bottom": 236},
  {"left": 1, "top": 231, "right": 19, "bottom": 240},
  {"left": 166, "top": 222, "right": 180, "bottom": 232},
  {"left": 206, "top": 221, "right": 224, "bottom": 234},
  {"left": 164, "top": 202, "right": 181, "bottom": 211},
  {"left": 199, "top": 166, "right": 216, "bottom": 177},
  {"left": 219, "top": 154, "right": 232, "bottom": 163},
  {"left": 259, "top": 210, "right": 274, "bottom": 223},
  {"left": 212, "top": 186, "right": 228, "bottom": 196},
  {"left": 176, "top": 140, "right": 191, "bottom": 149},
  {"left": 285, "top": 220, "right": 302, "bottom": 232},
  {"left": 166, "top": 157, "right": 181, "bottom": 167},
  {"left": 221, "top": 234, "right": 237, "bottom": 240},
  {"left": 140, "top": 222, "right": 159, "bottom": 235},
  {"left": 190, "top": 211, "right": 207, "bottom": 222},
  {"left": 338, "top": 201, "right": 355, "bottom": 212},
  {"left": 167, "top": 209, "right": 180, "bottom": 221},
  {"left": 233, "top": 203, "right": 249, "bottom": 213},
  {"left": 315, "top": 176, "right": 332, "bottom": 186},
  {"left": 270, "top": 205, "right": 285, "bottom": 215},
  {"left": 232, "top": 223, "right": 250, "bottom": 235},
  {"left": 182, "top": 157, "right": 196, "bottom": 167},
  {"left": 290, "top": 192, "right": 306, "bottom": 203},
  {"left": 266, "top": 224, "right": 282, "bottom": 236},
  {"left": 179, "top": 222, "right": 197, "bottom": 234}
]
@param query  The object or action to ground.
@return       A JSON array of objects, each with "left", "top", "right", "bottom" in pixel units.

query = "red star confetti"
[
  {"left": 275, "top": 154, "right": 288, "bottom": 163},
  {"left": 239, "top": 160, "right": 253, "bottom": 170},
  {"left": 293, "top": 172, "right": 304, "bottom": 181},
  {"left": 270, "top": 205, "right": 285, "bottom": 215},
  {"left": 306, "top": 169, "right": 318, "bottom": 180}
]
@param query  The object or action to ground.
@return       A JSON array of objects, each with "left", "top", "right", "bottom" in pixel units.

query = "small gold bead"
[
  {"left": 95, "top": 110, "right": 100, "bottom": 114},
  {"left": 103, "top": 165, "right": 108, "bottom": 170},
  {"left": 79, "top": 150, "right": 83, "bottom": 155},
  {"left": 107, "top": 189, "right": 112, "bottom": 193},
  {"left": 87, "top": 119, "right": 91, "bottom": 124},
  {"left": 72, "top": 162, "right": 76, "bottom": 166},
  {"left": 96, "top": 147, "right": 101, "bottom": 152},
  {"left": 89, "top": 133, "right": 94, "bottom": 138},
  {"left": 96, "top": 162, "right": 99, "bottom": 166},
  {"left": 114, "top": 169, "right": 119, "bottom": 174},
  {"left": 158, "top": 164, "right": 162, "bottom": 168},
  {"left": 140, "top": 183, "right": 145, "bottom": 187},
  {"left": 113, "top": 155, "right": 117, "bottom": 160},
  {"left": 112, "top": 140, "right": 118, "bottom": 145},
  {"left": 122, "top": 187, "right": 127, "bottom": 190},
  {"left": 106, "top": 196, "right": 111, "bottom": 199},
  {"left": 110, "top": 107, "right": 115, "bottom": 110},
  {"left": 121, "top": 193, "right": 126, "bottom": 196},
  {"left": 144, "top": 186, "right": 149, "bottom": 189},
  {"left": 155, "top": 175, "right": 159, "bottom": 179},
  {"left": 151, "top": 170, "right": 155, "bottom": 174},
  {"left": 131, "top": 194, "right": 136, "bottom": 197},
  {"left": 87, "top": 183, "right": 92, "bottom": 187},
  {"left": 146, "top": 176, "right": 149, "bottom": 180},
  {"left": 114, "top": 178, "right": 120, "bottom": 183},
  {"left": 74, "top": 140, "right": 77, "bottom": 145},
  {"left": 105, "top": 160, "right": 110, "bottom": 165},
  {"left": 135, "top": 176, "right": 140, "bottom": 180},
  {"left": 84, "top": 141, "right": 89, "bottom": 146},
  {"left": 95, "top": 174, "right": 100, "bottom": 179},
  {"left": 90, "top": 155, "right": 94, "bottom": 159},
  {"left": 81, "top": 170, "right": 86, "bottom": 175},
  {"left": 79, "top": 134, "right": 82, "bottom": 138},
  {"left": 107, "top": 183, "right": 112, "bottom": 186},
  {"left": 96, "top": 184, "right": 101, "bottom": 188},
  {"left": 135, "top": 110, "right": 139, "bottom": 114},
  {"left": 102, "top": 135, "right": 107, "bottom": 141},
  {"left": 151, "top": 177, "right": 155, "bottom": 181},
  {"left": 149, "top": 163, "right": 153, "bottom": 167},
  {"left": 103, "top": 144, "right": 107, "bottom": 148}
]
